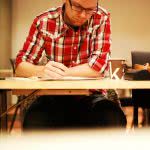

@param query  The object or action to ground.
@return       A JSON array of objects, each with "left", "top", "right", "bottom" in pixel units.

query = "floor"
[{"left": 7, "top": 106, "right": 145, "bottom": 134}]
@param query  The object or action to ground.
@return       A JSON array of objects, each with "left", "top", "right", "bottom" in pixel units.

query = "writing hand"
[{"left": 42, "top": 61, "right": 69, "bottom": 79}]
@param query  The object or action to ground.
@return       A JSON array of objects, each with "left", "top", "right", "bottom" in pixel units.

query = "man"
[{"left": 15, "top": 0, "right": 126, "bottom": 130}]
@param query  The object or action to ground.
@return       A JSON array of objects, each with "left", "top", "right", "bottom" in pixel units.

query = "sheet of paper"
[
  {"left": 38, "top": 76, "right": 102, "bottom": 81},
  {"left": 5, "top": 77, "right": 35, "bottom": 81},
  {"left": 5, "top": 76, "right": 103, "bottom": 81}
]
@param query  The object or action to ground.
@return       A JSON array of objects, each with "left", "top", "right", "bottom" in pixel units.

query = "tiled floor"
[{"left": 7, "top": 106, "right": 145, "bottom": 134}]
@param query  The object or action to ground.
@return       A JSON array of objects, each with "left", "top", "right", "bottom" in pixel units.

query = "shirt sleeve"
[
  {"left": 15, "top": 17, "right": 45, "bottom": 67},
  {"left": 88, "top": 13, "right": 111, "bottom": 75}
]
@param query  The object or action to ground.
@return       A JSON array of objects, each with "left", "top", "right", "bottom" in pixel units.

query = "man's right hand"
[{"left": 42, "top": 61, "right": 69, "bottom": 79}]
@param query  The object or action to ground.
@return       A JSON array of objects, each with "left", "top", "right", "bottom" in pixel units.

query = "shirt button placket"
[
  {"left": 74, "top": 46, "right": 77, "bottom": 50},
  {"left": 72, "top": 46, "right": 77, "bottom": 66}
]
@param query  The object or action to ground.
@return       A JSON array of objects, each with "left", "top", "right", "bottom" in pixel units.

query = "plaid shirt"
[{"left": 16, "top": 5, "right": 111, "bottom": 76}]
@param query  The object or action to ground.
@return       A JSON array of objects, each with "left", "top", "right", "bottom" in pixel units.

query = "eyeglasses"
[{"left": 68, "top": 0, "right": 98, "bottom": 15}]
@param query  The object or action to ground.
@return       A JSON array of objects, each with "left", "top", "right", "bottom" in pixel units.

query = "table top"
[{"left": 0, "top": 78, "right": 150, "bottom": 90}]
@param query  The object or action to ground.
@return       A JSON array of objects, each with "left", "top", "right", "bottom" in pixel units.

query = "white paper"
[
  {"left": 5, "top": 76, "right": 102, "bottom": 81},
  {"left": 38, "top": 76, "right": 102, "bottom": 81}
]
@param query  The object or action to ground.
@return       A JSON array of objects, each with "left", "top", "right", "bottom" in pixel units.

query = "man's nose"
[{"left": 80, "top": 10, "right": 87, "bottom": 18}]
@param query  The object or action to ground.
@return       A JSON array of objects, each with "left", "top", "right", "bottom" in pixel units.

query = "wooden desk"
[{"left": 1, "top": 78, "right": 150, "bottom": 132}]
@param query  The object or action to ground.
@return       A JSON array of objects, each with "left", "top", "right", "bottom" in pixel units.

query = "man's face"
[{"left": 65, "top": 0, "right": 97, "bottom": 26}]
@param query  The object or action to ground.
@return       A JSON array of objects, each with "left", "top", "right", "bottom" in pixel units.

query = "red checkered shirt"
[{"left": 16, "top": 5, "right": 111, "bottom": 77}]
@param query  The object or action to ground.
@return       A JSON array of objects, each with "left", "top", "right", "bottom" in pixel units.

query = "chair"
[
  {"left": 9, "top": 58, "right": 16, "bottom": 75},
  {"left": 9, "top": 58, "right": 23, "bottom": 132},
  {"left": 9, "top": 58, "right": 29, "bottom": 132},
  {"left": 8, "top": 58, "right": 40, "bottom": 132},
  {"left": 131, "top": 51, "right": 150, "bottom": 127}
]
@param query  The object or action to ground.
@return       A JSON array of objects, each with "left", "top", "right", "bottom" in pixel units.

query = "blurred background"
[{"left": 0, "top": 0, "right": 150, "bottom": 69}]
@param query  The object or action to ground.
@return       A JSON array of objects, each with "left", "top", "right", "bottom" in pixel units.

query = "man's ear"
[{"left": 62, "top": 0, "right": 66, "bottom": 3}]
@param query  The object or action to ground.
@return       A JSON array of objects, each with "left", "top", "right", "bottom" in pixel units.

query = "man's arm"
[
  {"left": 87, "top": 12, "right": 111, "bottom": 76},
  {"left": 15, "top": 61, "right": 99, "bottom": 78},
  {"left": 15, "top": 62, "right": 44, "bottom": 77},
  {"left": 66, "top": 63, "right": 100, "bottom": 77},
  {"left": 15, "top": 61, "right": 69, "bottom": 78}
]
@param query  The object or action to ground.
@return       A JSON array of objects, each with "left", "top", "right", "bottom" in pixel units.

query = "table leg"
[{"left": 0, "top": 90, "right": 8, "bottom": 133}]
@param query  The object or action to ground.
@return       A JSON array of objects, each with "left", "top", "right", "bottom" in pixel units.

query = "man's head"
[{"left": 64, "top": 0, "right": 98, "bottom": 27}]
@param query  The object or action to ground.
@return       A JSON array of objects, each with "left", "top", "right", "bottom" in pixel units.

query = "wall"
[
  {"left": 100, "top": 0, "right": 150, "bottom": 64},
  {"left": 9, "top": 0, "right": 150, "bottom": 65},
  {"left": 0, "top": 0, "right": 11, "bottom": 69},
  {"left": 11, "top": 0, "right": 62, "bottom": 59}
]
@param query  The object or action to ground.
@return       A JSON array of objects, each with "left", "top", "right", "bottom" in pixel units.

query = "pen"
[{"left": 46, "top": 55, "right": 51, "bottom": 61}]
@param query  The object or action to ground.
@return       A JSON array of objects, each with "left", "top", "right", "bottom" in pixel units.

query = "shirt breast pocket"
[{"left": 41, "top": 30, "right": 55, "bottom": 56}]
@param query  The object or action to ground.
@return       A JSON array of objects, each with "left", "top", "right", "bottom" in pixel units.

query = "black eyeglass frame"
[{"left": 68, "top": 0, "right": 98, "bottom": 15}]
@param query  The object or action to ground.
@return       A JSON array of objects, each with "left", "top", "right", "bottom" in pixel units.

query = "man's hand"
[
  {"left": 42, "top": 61, "right": 69, "bottom": 79},
  {"left": 134, "top": 63, "right": 149, "bottom": 71}
]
